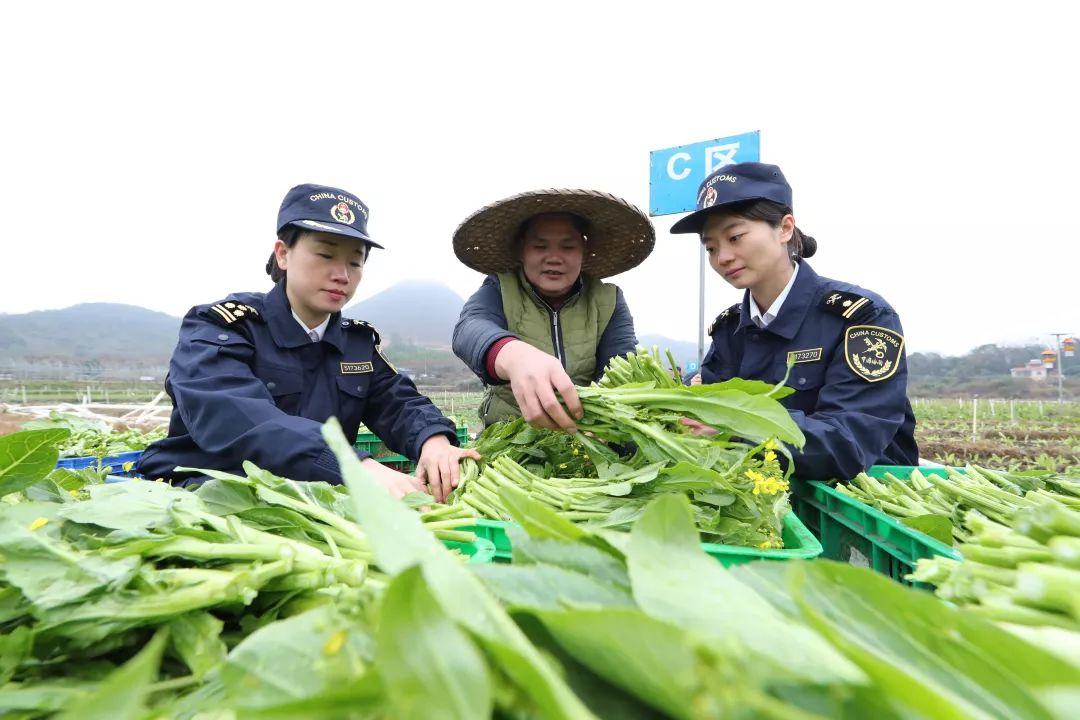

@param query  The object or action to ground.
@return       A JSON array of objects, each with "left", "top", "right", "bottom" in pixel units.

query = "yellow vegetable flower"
[
  {"left": 749, "top": 472, "right": 789, "bottom": 496},
  {"left": 323, "top": 629, "right": 348, "bottom": 655},
  {"left": 764, "top": 439, "right": 778, "bottom": 451},
  {"left": 764, "top": 450, "right": 777, "bottom": 463},
  {"left": 29, "top": 517, "right": 49, "bottom": 531}
]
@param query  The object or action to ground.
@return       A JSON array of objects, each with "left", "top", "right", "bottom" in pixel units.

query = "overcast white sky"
[{"left": 2, "top": 1, "right": 1077, "bottom": 356}]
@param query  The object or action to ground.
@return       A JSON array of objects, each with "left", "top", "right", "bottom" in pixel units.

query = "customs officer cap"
[
  {"left": 277, "top": 183, "right": 385, "bottom": 249},
  {"left": 670, "top": 162, "right": 793, "bottom": 235}
]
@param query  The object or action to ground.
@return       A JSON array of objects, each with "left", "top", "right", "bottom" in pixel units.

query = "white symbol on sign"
[
  {"left": 666, "top": 152, "right": 692, "bottom": 180},
  {"left": 705, "top": 142, "right": 741, "bottom": 175}
]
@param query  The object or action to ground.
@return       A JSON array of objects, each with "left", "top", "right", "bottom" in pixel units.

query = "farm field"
[
  {"left": 2, "top": 380, "right": 1077, "bottom": 472},
  {"left": 0, "top": 380, "right": 163, "bottom": 405},
  {"left": 912, "top": 398, "right": 1079, "bottom": 472}
]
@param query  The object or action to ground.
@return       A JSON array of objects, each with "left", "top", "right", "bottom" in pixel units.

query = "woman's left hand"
[{"left": 416, "top": 435, "right": 481, "bottom": 503}]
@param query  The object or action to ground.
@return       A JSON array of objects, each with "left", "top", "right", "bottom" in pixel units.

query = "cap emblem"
[
  {"left": 703, "top": 186, "right": 718, "bottom": 208},
  {"left": 331, "top": 202, "right": 355, "bottom": 225}
]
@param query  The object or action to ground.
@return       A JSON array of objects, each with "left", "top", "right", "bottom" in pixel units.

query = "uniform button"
[
  {"left": 266, "top": 381, "right": 276, "bottom": 390},
  {"left": 751, "top": 334, "right": 760, "bottom": 342},
  {"left": 798, "top": 377, "right": 806, "bottom": 386},
  {"left": 217, "top": 333, "right": 229, "bottom": 341},
  {"left": 357, "top": 385, "right": 363, "bottom": 392}
]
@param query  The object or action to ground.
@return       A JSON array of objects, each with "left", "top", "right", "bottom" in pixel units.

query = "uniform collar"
[
  {"left": 736, "top": 260, "right": 820, "bottom": 339},
  {"left": 748, "top": 262, "right": 799, "bottom": 328},
  {"left": 758, "top": 260, "right": 821, "bottom": 339},
  {"left": 266, "top": 281, "right": 346, "bottom": 353},
  {"left": 292, "top": 309, "right": 330, "bottom": 342}
]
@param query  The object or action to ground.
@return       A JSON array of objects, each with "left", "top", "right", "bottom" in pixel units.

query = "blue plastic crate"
[{"left": 55, "top": 450, "right": 143, "bottom": 476}]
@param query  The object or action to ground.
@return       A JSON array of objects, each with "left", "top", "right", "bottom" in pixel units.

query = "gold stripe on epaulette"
[
  {"left": 843, "top": 297, "right": 870, "bottom": 319},
  {"left": 210, "top": 305, "right": 236, "bottom": 323},
  {"left": 376, "top": 345, "right": 397, "bottom": 373}
]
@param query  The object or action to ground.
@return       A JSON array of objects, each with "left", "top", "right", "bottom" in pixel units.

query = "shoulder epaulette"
[
  {"left": 344, "top": 318, "right": 381, "bottom": 342},
  {"left": 820, "top": 290, "right": 875, "bottom": 323},
  {"left": 345, "top": 319, "right": 397, "bottom": 372},
  {"left": 205, "top": 301, "right": 264, "bottom": 327},
  {"left": 707, "top": 303, "right": 741, "bottom": 335}
]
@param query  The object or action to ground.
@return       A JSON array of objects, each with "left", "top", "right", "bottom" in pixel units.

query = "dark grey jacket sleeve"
[
  {"left": 593, "top": 287, "right": 637, "bottom": 380},
  {"left": 452, "top": 275, "right": 516, "bottom": 385}
]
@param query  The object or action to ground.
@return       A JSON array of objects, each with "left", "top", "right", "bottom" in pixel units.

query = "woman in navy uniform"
[
  {"left": 671, "top": 163, "right": 918, "bottom": 480},
  {"left": 137, "top": 183, "right": 477, "bottom": 501}
]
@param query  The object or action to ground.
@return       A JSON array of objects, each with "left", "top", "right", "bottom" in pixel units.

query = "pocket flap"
[
  {"left": 336, "top": 374, "right": 370, "bottom": 399},
  {"left": 256, "top": 364, "right": 303, "bottom": 396}
]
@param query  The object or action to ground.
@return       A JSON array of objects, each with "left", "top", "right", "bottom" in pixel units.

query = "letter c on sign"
[{"left": 667, "top": 152, "right": 692, "bottom": 181}]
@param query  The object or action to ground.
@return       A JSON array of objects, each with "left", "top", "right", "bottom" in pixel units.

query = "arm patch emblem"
[{"left": 844, "top": 325, "right": 904, "bottom": 382}]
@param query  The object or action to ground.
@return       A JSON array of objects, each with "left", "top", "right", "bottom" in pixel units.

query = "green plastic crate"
[
  {"left": 442, "top": 537, "right": 496, "bottom": 564},
  {"left": 466, "top": 518, "right": 514, "bottom": 563},
  {"left": 355, "top": 424, "right": 470, "bottom": 471},
  {"left": 789, "top": 465, "right": 962, "bottom": 587},
  {"left": 460, "top": 512, "right": 821, "bottom": 566},
  {"left": 700, "top": 512, "right": 823, "bottom": 566}
]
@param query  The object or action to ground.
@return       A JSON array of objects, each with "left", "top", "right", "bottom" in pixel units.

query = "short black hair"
[
  {"left": 698, "top": 199, "right": 816, "bottom": 259},
  {"left": 265, "top": 227, "right": 370, "bottom": 283}
]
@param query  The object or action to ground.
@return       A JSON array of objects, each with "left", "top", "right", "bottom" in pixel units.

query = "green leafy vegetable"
[{"left": 0, "top": 429, "right": 70, "bottom": 498}]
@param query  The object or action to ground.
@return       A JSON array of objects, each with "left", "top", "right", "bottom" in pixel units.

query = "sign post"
[
  {"left": 649, "top": 131, "right": 760, "bottom": 367},
  {"left": 1049, "top": 332, "right": 1075, "bottom": 404}
]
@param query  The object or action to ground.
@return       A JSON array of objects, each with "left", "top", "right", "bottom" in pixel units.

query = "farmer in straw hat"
[{"left": 452, "top": 189, "right": 655, "bottom": 430}]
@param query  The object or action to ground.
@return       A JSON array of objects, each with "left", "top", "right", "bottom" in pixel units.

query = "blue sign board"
[{"left": 649, "top": 131, "right": 761, "bottom": 216}]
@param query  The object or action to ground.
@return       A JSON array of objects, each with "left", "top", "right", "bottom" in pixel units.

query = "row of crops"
[{"left": 0, "top": 348, "right": 1076, "bottom": 718}]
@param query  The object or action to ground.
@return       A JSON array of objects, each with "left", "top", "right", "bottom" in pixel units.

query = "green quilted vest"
[{"left": 480, "top": 269, "right": 617, "bottom": 426}]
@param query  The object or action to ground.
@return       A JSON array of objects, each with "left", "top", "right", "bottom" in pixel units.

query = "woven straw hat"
[{"left": 453, "top": 189, "right": 655, "bottom": 279}]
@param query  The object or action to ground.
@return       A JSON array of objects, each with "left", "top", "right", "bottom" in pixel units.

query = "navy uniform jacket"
[
  {"left": 136, "top": 281, "right": 457, "bottom": 484},
  {"left": 701, "top": 261, "right": 918, "bottom": 480}
]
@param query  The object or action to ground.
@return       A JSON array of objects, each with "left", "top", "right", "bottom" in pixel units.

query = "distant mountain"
[
  {"left": 0, "top": 293, "right": 701, "bottom": 376},
  {"left": 0, "top": 303, "right": 180, "bottom": 362},
  {"left": 346, "top": 280, "right": 464, "bottom": 347},
  {"left": 0, "top": 282, "right": 467, "bottom": 367}
]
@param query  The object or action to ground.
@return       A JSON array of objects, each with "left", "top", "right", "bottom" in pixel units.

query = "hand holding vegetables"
[
  {"left": 360, "top": 457, "right": 427, "bottom": 499},
  {"left": 493, "top": 339, "right": 584, "bottom": 431},
  {"left": 415, "top": 434, "right": 482, "bottom": 502},
  {"left": 450, "top": 347, "right": 805, "bottom": 547}
]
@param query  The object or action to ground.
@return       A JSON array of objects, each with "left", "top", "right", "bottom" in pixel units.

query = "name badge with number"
[
  {"left": 787, "top": 348, "right": 823, "bottom": 364},
  {"left": 340, "top": 362, "right": 374, "bottom": 374}
]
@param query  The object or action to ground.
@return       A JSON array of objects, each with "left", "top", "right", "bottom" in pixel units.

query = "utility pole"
[{"left": 1048, "top": 332, "right": 1074, "bottom": 405}]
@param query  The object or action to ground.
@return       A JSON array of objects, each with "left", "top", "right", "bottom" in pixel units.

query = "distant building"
[{"left": 1010, "top": 359, "right": 1049, "bottom": 381}]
